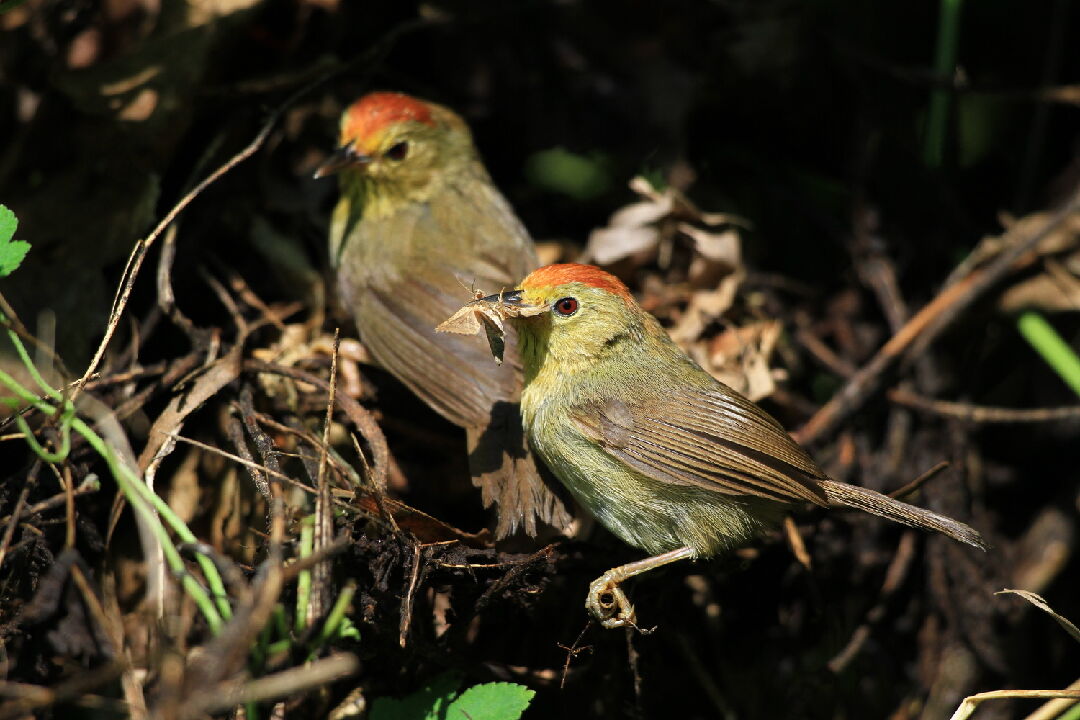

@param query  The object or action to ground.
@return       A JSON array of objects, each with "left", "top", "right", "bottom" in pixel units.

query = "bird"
[
  {"left": 315, "top": 91, "right": 569, "bottom": 537},
  {"left": 473, "top": 263, "right": 986, "bottom": 628}
]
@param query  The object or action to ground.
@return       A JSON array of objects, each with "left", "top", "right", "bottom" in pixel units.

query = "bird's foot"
[{"left": 587, "top": 572, "right": 637, "bottom": 629}]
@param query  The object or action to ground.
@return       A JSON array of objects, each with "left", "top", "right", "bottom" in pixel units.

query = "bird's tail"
[
  {"left": 820, "top": 480, "right": 988, "bottom": 550},
  {"left": 466, "top": 406, "right": 572, "bottom": 539}
]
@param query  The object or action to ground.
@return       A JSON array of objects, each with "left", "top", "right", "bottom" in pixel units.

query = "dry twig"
[{"left": 795, "top": 183, "right": 1080, "bottom": 446}]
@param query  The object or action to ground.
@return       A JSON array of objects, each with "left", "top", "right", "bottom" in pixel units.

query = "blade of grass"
[
  {"left": 0, "top": 338, "right": 228, "bottom": 632},
  {"left": 1017, "top": 311, "right": 1080, "bottom": 399},
  {"left": 296, "top": 515, "right": 315, "bottom": 633},
  {"left": 924, "top": 0, "right": 964, "bottom": 167}
]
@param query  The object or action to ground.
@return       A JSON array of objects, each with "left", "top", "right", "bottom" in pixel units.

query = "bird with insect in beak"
[
  {"left": 470, "top": 263, "right": 987, "bottom": 629},
  {"left": 314, "top": 91, "right": 569, "bottom": 538}
]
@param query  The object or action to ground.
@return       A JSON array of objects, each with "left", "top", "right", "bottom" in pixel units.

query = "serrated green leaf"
[
  {"left": 369, "top": 671, "right": 463, "bottom": 720},
  {"left": 0, "top": 205, "right": 15, "bottom": 243},
  {"left": 445, "top": 682, "right": 535, "bottom": 720},
  {"left": 0, "top": 205, "right": 30, "bottom": 277}
]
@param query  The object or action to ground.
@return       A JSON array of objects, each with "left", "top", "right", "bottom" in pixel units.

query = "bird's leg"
[{"left": 587, "top": 546, "right": 696, "bottom": 629}]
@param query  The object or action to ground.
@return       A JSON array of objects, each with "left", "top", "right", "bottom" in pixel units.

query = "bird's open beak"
[{"left": 312, "top": 143, "right": 372, "bottom": 179}]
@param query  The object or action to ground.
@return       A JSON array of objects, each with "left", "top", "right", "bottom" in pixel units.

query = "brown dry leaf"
[
  {"left": 137, "top": 343, "right": 243, "bottom": 471},
  {"left": 670, "top": 224, "right": 746, "bottom": 342},
  {"left": 587, "top": 193, "right": 672, "bottom": 265},
  {"left": 669, "top": 283, "right": 740, "bottom": 344},
  {"left": 585, "top": 176, "right": 749, "bottom": 270},
  {"left": 692, "top": 320, "right": 782, "bottom": 402}
]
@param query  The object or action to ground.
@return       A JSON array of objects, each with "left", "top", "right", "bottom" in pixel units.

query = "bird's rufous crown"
[
  {"left": 520, "top": 264, "right": 632, "bottom": 300},
  {"left": 341, "top": 92, "right": 436, "bottom": 145}
]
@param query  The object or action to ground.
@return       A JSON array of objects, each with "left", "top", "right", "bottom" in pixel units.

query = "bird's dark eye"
[
  {"left": 384, "top": 141, "right": 409, "bottom": 161},
  {"left": 553, "top": 297, "right": 579, "bottom": 317}
]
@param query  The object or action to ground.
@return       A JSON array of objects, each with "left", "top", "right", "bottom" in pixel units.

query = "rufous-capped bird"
[
  {"left": 315, "top": 91, "right": 568, "bottom": 537},
  {"left": 472, "top": 263, "right": 986, "bottom": 628}
]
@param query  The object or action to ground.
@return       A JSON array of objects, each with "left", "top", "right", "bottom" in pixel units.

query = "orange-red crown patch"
[
  {"left": 521, "top": 264, "right": 632, "bottom": 301},
  {"left": 341, "top": 92, "right": 436, "bottom": 145}
]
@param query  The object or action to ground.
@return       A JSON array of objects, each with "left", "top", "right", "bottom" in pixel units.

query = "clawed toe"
[{"left": 587, "top": 574, "right": 636, "bottom": 629}]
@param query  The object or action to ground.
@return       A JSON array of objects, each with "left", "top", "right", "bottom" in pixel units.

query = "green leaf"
[
  {"left": 445, "top": 682, "right": 535, "bottom": 720},
  {"left": 0, "top": 205, "right": 30, "bottom": 277},
  {"left": 369, "top": 671, "right": 463, "bottom": 720}
]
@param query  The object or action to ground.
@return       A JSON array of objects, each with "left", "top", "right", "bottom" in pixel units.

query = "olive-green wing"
[
  {"left": 336, "top": 176, "right": 534, "bottom": 429},
  {"left": 568, "top": 386, "right": 828, "bottom": 506},
  {"left": 333, "top": 174, "right": 570, "bottom": 536},
  {"left": 356, "top": 270, "right": 520, "bottom": 428}
]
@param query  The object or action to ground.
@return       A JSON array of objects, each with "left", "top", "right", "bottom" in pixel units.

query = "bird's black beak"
[
  {"left": 478, "top": 289, "right": 523, "bottom": 306},
  {"left": 313, "top": 143, "right": 372, "bottom": 179}
]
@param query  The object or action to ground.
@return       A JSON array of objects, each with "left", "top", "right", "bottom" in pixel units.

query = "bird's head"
[
  {"left": 482, "top": 264, "right": 649, "bottom": 372},
  {"left": 314, "top": 92, "right": 477, "bottom": 202}
]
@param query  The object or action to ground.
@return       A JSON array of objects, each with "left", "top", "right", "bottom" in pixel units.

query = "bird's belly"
[{"left": 532, "top": 422, "right": 782, "bottom": 557}]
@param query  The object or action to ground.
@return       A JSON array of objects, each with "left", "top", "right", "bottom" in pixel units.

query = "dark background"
[{"left": 1, "top": 1, "right": 1078, "bottom": 718}]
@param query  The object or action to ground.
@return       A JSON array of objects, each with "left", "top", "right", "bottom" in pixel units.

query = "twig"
[
  {"left": 236, "top": 385, "right": 283, "bottom": 501},
  {"left": 795, "top": 326, "right": 857, "bottom": 378},
  {"left": 178, "top": 653, "right": 359, "bottom": 718},
  {"left": 889, "top": 388, "right": 1080, "bottom": 423},
  {"left": 111, "top": 351, "right": 202, "bottom": 421},
  {"left": 950, "top": 689, "right": 1080, "bottom": 720},
  {"left": 399, "top": 542, "right": 423, "bottom": 648},
  {"left": 72, "top": 116, "right": 279, "bottom": 403},
  {"left": 62, "top": 465, "right": 75, "bottom": 549},
  {"left": 161, "top": 431, "right": 338, "bottom": 500},
  {"left": 68, "top": 563, "right": 117, "bottom": 659},
  {"left": 311, "top": 331, "right": 340, "bottom": 625},
  {"left": 243, "top": 359, "right": 389, "bottom": 489},
  {"left": 558, "top": 624, "right": 593, "bottom": 690},
  {"left": 795, "top": 182, "right": 1080, "bottom": 446},
  {"left": 157, "top": 225, "right": 208, "bottom": 344},
  {"left": 280, "top": 536, "right": 352, "bottom": 585},
  {"left": 0, "top": 666, "right": 127, "bottom": 720},
  {"left": 0, "top": 463, "right": 37, "bottom": 569},
  {"left": 225, "top": 414, "right": 270, "bottom": 501},
  {"left": 0, "top": 473, "right": 99, "bottom": 527},
  {"left": 888, "top": 460, "right": 951, "bottom": 500}
]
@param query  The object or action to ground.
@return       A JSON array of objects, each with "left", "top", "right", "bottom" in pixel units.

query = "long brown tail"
[{"left": 820, "top": 480, "right": 988, "bottom": 550}]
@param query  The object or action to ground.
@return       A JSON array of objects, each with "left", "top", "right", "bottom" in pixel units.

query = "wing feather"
[
  {"left": 570, "top": 386, "right": 828, "bottom": 506},
  {"left": 337, "top": 173, "right": 535, "bottom": 428}
]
